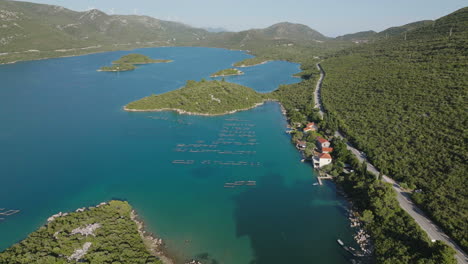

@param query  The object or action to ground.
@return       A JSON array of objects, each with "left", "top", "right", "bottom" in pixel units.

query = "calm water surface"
[{"left": 0, "top": 47, "right": 355, "bottom": 263}]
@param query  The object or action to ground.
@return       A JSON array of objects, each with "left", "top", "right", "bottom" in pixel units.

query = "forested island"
[
  {"left": 210, "top": 68, "right": 243, "bottom": 77},
  {"left": 125, "top": 79, "right": 269, "bottom": 115},
  {"left": 0, "top": 201, "right": 165, "bottom": 264},
  {"left": 113, "top": 54, "right": 173, "bottom": 64},
  {"left": 99, "top": 54, "right": 172, "bottom": 72}
]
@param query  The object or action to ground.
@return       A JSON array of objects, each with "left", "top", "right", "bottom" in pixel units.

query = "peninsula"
[
  {"left": 210, "top": 68, "right": 244, "bottom": 77},
  {"left": 233, "top": 57, "right": 270, "bottom": 67},
  {"left": 0, "top": 201, "right": 167, "bottom": 264},
  {"left": 125, "top": 79, "right": 269, "bottom": 115},
  {"left": 99, "top": 53, "right": 173, "bottom": 72}
]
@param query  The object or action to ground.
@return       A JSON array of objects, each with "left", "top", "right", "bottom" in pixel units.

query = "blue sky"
[{"left": 24, "top": 0, "right": 466, "bottom": 37}]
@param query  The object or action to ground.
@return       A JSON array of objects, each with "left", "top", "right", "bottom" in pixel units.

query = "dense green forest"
[
  {"left": 328, "top": 138, "right": 457, "bottom": 264},
  {"left": 321, "top": 7, "right": 468, "bottom": 250},
  {"left": 0, "top": 201, "right": 162, "bottom": 264},
  {"left": 125, "top": 79, "right": 269, "bottom": 115}
]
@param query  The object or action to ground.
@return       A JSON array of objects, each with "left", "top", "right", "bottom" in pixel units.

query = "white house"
[
  {"left": 316, "top": 136, "right": 330, "bottom": 149},
  {"left": 317, "top": 153, "right": 333, "bottom": 168}
]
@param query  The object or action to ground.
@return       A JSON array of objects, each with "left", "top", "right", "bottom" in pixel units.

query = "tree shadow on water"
[{"left": 233, "top": 173, "right": 349, "bottom": 264}]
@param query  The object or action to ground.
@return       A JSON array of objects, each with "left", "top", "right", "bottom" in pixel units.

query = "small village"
[{"left": 293, "top": 121, "right": 333, "bottom": 169}]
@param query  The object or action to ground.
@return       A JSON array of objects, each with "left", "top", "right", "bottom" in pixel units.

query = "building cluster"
[
  {"left": 314, "top": 136, "right": 333, "bottom": 168},
  {"left": 294, "top": 122, "right": 334, "bottom": 168}
]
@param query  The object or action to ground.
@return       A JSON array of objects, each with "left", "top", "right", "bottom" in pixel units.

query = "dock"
[
  {"left": 317, "top": 174, "right": 333, "bottom": 185},
  {"left": 337, "top": 239, "right": 365, "bottom": 258}
]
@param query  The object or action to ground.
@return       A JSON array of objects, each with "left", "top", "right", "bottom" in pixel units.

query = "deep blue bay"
[{"left": 0, "top": 47, "right": 356, "bottom": 263}]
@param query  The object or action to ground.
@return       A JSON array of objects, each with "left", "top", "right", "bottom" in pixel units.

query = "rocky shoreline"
[
  {"left": 123, "top": 100, "right": 273, "bottom": 116},
  {"left": 130, "top": 210, "right": 175, "bottom": 264}
]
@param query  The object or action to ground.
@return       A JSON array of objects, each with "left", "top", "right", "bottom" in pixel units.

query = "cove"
[{"left": 0, "top": 47, "right": 356, "bottom": 263}]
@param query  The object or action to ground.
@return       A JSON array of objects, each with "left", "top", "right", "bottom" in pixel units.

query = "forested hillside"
[
  {"left": 0, "top": 201, "right": 162, "bottom": 263},
  {"left": 0, "top": 0, "right": 208, "bottom": 63},
  {"left": 321, "top": 7, "right": 468, "bottom": 250}
]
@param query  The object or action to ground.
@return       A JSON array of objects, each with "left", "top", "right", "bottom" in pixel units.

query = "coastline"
[
  {"left": 123, "top": 100, "right": 274, "bottom": 116},
  {"left": 234, "top": 60, "right": 271, "bottom": 68},
  {"left": 130, "top": 210, "right": 175, "bottom": 264},
  {"left": 210, "top": 72, "right": 244, "bottom": 78}
]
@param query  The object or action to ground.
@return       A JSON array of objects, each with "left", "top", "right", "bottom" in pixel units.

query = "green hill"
[
  {"left": 335, "top": 30, "right": 377, "bottom": 41},
  {"left": 321, "top": 7, "right": 468, "bottom": 251},
  {"left": 0, "top": 201, "right": 163, "bottom": 264},
  {"left": 125, "top": 79, "right": 270, "bottom": 115},
  {"left": 0, "top": 0, "right": 353, "bottom": 65},
  {"left": 0, "top": 0, "right": 208, "bottom": 63},
  {"left": 336, "top": 20, "right": 434, "bottom": 42}
]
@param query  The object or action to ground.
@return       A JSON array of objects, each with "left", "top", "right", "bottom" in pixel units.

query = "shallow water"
[{"left": 0, "top": 47, "right": 356, "bottom": 263}]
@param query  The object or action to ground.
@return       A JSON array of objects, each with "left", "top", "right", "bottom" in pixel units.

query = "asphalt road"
[{"left": 316, "top": 63, "right": 467, "bottom": 264}]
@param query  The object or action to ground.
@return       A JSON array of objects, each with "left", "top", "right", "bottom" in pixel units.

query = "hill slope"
[
  {"left": 0, "top": 0, "right": 208, "bottom": 62},
  {"left": 321, "top": 6, "right": 468, "bottom": 251}
]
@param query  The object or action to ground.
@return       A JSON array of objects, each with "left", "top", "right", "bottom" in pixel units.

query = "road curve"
[{"left": 315, "top": 63, "right": 468, "bottom": 264}]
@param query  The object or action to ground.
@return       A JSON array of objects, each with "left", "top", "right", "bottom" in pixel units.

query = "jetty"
[
  {"left": 337, "top": 239, "right": 364, "bottom": 258},
  {"left": 317, "top": 173, "right": 333, "bottom": 185}
]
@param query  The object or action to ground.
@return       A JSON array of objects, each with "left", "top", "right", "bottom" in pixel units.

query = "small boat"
[
  {"left": 313, "top": 183, "right": 319, "bottom": 186},
  {"left": 337, "top": 239, "right": 344, "bottom": 246}
]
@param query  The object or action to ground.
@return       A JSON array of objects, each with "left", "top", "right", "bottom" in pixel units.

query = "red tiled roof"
[
  {"left": 322, "top": 147, "right": 334, "bottom": 152},
  {"left": 306, "top": 122, "right": 316, "bottom": 127},
  {"left": 319, "top": 153, "right": 332, "bottom": 159},
  {"left": 317, "top": 136, "right": 329, "bottom": 143}
]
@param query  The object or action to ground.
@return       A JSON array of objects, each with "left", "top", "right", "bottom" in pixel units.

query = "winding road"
[{"left": 315, "top": 63, "right": 468, "bottom": 264}]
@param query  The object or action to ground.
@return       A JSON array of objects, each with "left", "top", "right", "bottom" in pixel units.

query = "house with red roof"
[
  {"left": 316, "top": 136, "right": 330, "bottom": 150},
  {"left": 315, "top": 153, "right": 332, "bottom": 168},
  {"left": 303, "top": 122, "right": 318, "bottom": 133},
  {"left": 321, "top": 147, "right": 334, "bottom": 154}
]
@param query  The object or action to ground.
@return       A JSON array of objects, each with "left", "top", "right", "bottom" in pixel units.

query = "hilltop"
[{"left": 125, "top": 79, "right": 269, "bottom": 115}]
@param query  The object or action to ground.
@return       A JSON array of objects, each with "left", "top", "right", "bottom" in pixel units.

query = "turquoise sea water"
[{"left": 0, "top": 47, "right": 356, "bottom": 263}]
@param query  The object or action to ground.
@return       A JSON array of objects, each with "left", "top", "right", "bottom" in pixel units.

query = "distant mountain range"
[{"left": 0, "top": 0, "right": 463, "bottom": 63}]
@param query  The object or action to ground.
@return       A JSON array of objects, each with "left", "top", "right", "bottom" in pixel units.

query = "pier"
[
  {"left": 337, "top": 239, "right": 365, "bottom": 258},
  {"left": 317, "top": 172, "right": 333, "bottom": 185}
]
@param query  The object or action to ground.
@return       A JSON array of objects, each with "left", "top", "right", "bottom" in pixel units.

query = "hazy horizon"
[{"left": 7, "top": 0, "right": 468, "bottom": 37}]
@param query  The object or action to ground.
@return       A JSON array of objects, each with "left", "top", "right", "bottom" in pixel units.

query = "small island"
[
  {"left": 233, "top": 57, "right": 270, "bottom": 67},
  {"left": 0, "top": 201, "right": 168, "bottom": 264},
  {"left": 113, "top": 54, "right": 173, "bottom": 65},
  {"left": 99, "top": 53, "right": 173, "bottom": 72},
  {"left": 125, "top": 79, "right": 270, "bottom": 115},
  {"left": 210, "top": 68, "right": 244, "bottom": 77}
]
